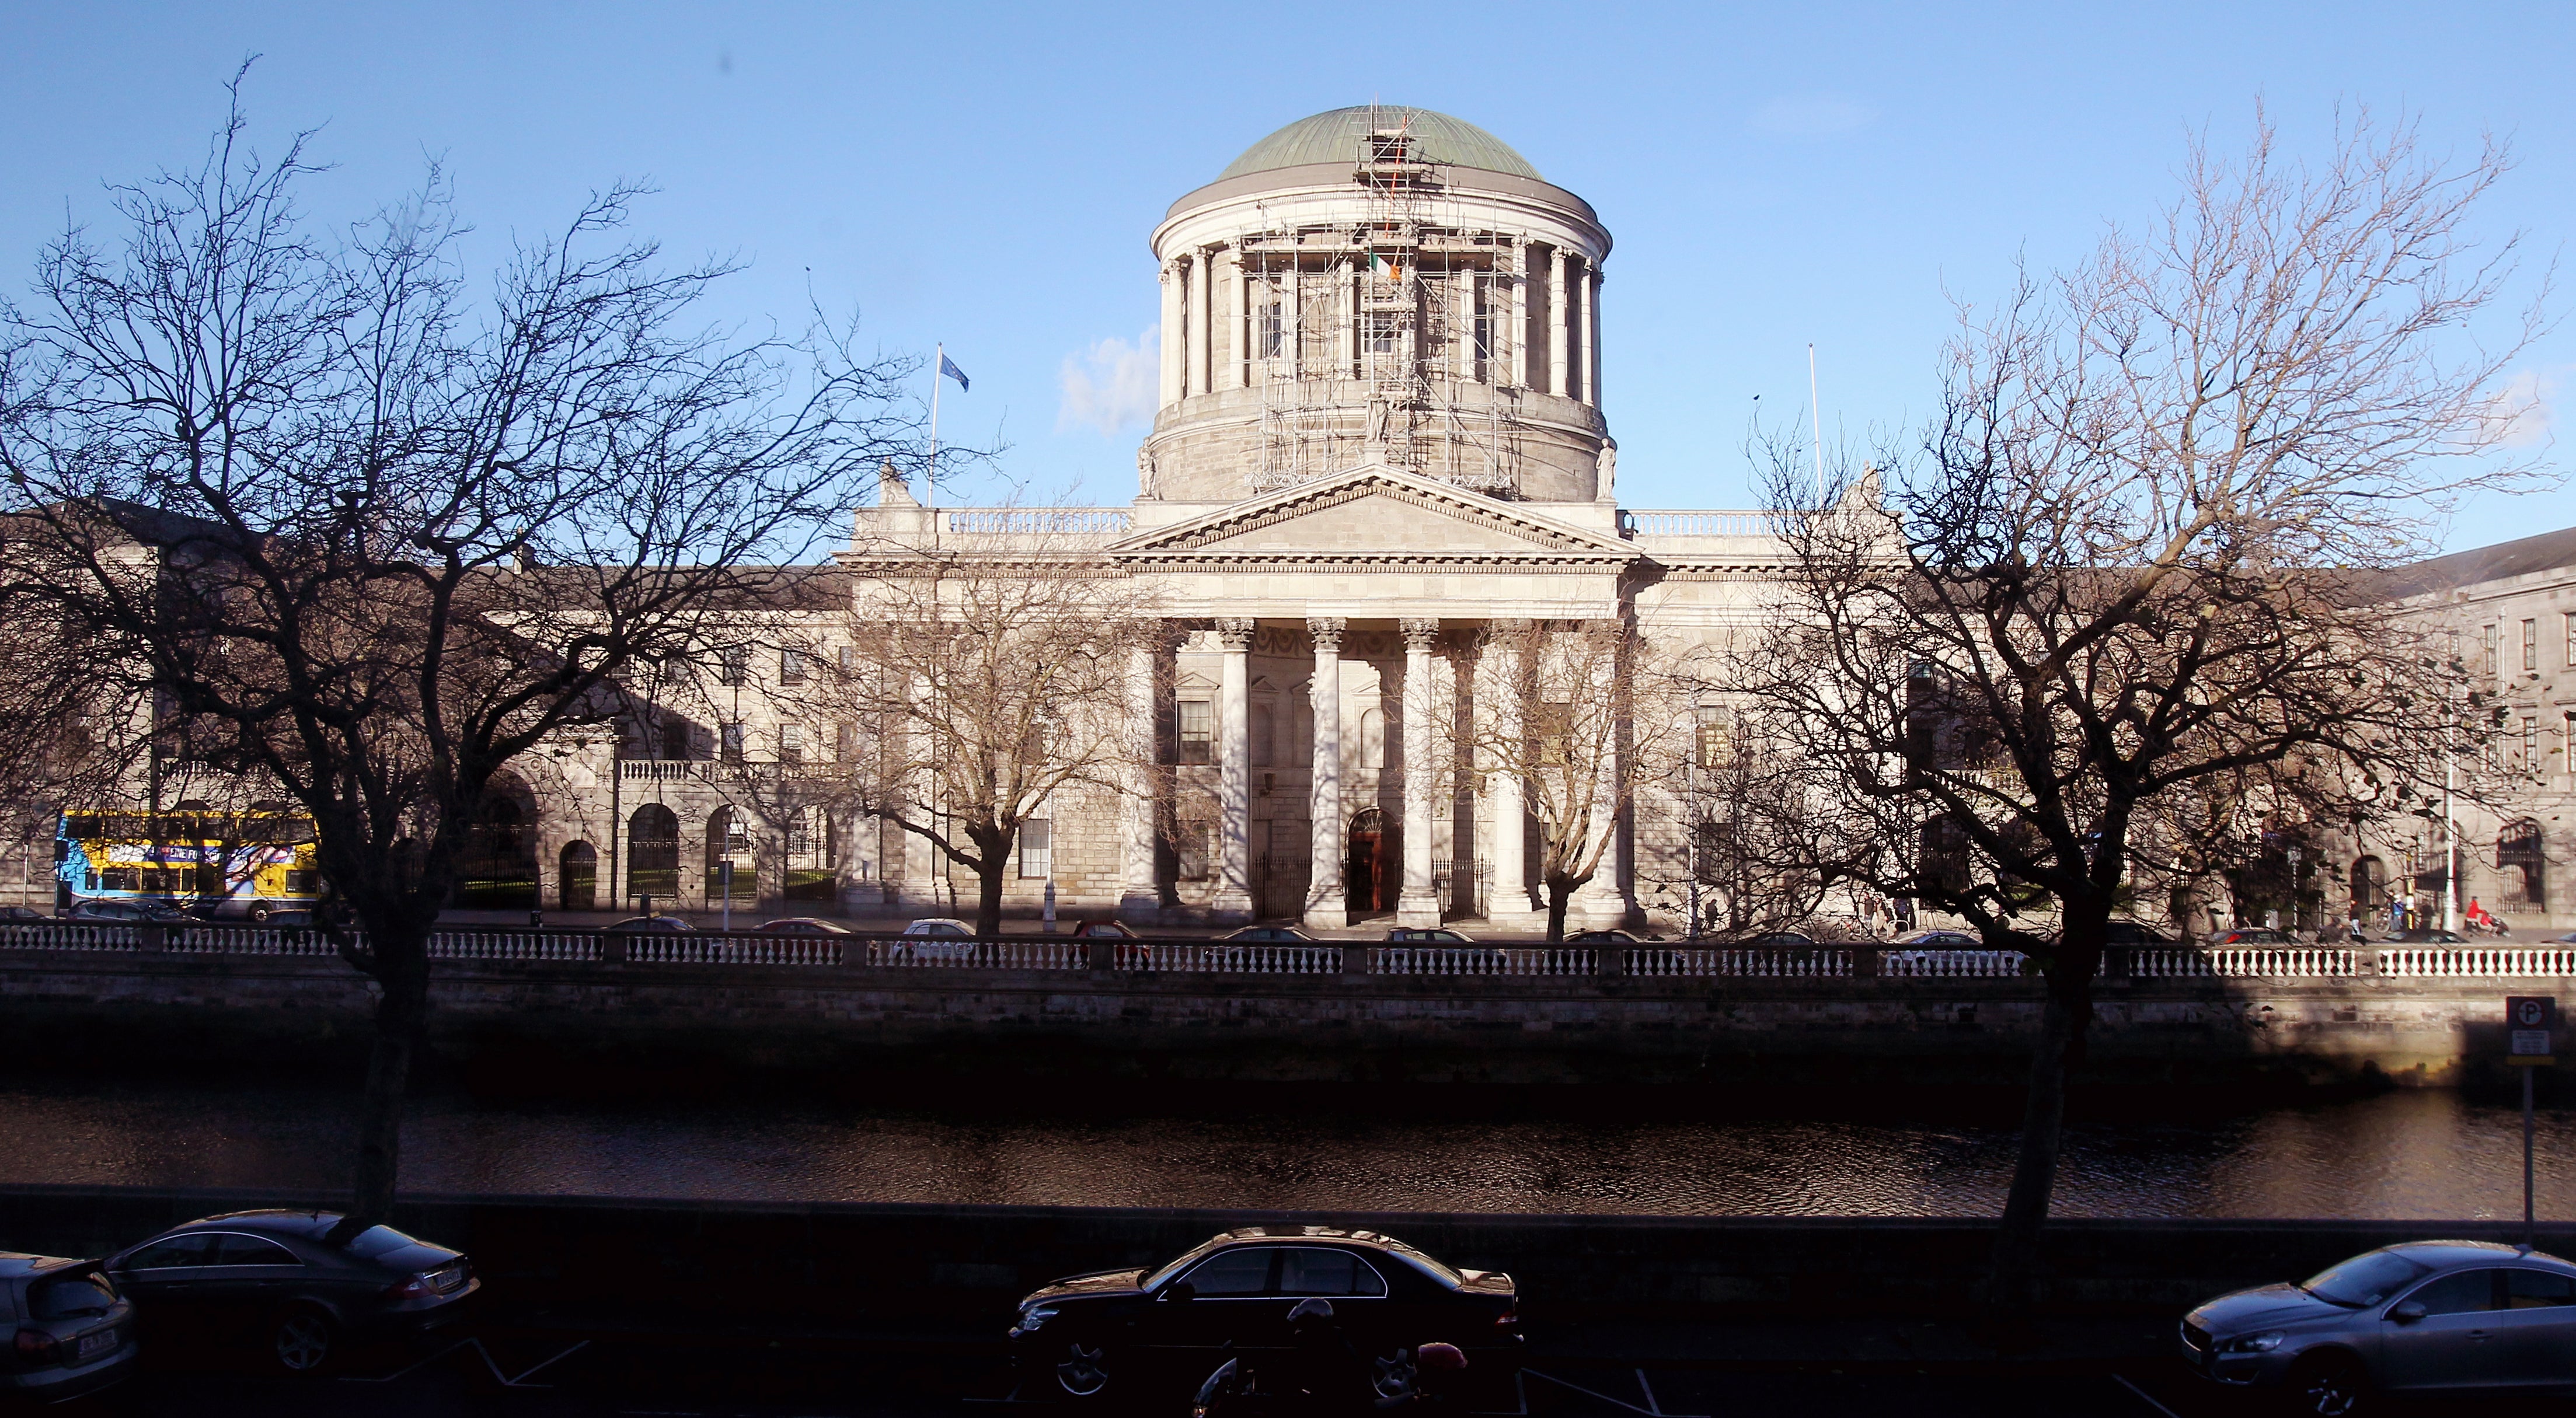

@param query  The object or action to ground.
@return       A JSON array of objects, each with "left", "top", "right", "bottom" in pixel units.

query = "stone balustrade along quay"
[{"left": 5, "top": 924, "right": 2572, "bottom": 1088}]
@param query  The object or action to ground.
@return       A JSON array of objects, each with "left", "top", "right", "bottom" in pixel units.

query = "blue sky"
[{"left": 4, "top": 2, "right": 2567, "bottom": 550}]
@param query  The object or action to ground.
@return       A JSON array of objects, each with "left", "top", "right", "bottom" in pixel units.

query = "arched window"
[
  {"left": 2348, "top": 855, "right": 2386, "bottom": 913},
  {"left": 706, "top": 808, "right": 755, "bottom": 904}
]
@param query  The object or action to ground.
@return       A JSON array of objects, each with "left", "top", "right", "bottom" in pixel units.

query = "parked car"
[
  {"left": 1881, "top": 927, "right": 2025, "bottom": 975},
  {"left": 901, "top": 918, "right": 975, "bottom": 938},
  {"left": 754, "top": 917, "right": 851, "bottom": 935},
  {"left": 2207, "top": 927, "right": 2293, "bottom": 947},
  {"left": 2548, "top": 930, "right": 2576, "bottom": 945},
  {"left": 1889, "top": 928, "right": 1981, "bottom": 950},
  {"left": 1736, "top": 930, "right": 1819, "bottom": 948},
  {"left": 1008, "top": 1227, "right": 1519, "bottom": 1405},
  {"left": 1382, "top": 928, "right": 1475, "bottom": 944},
  {"left": 0, "top": 904, "right": 47, "bottom": 921},
  {"left": 105, "top": 1210, "right": 477, "bottom": 1372},
  {"left": 2386, "top": 927, "right": 2471, "bottom": 944},
  {"left": 1063, "top": 920, "right": 1140, "bottom": 939},
  {"left": 605, "top": 914, "right": 693, "bottom": 933},
  {"left": 2181, "top": 1240, "right": 2576, "bottom": 1413},
  {"left": 0, "top": 1253, "right": 137, "bottom": 1401},
  {"left": 1216, "top": 925, "right": 1319, "bottom": 944},
  {"left": 1567, "top": 929, "right": 1658, "bottom": 945},
  {"left": 60, "top": 898, "right": 193, "bottom": 924},
  {"left": 2103, "top": 920, "right": 2175, "bottom": 945}
]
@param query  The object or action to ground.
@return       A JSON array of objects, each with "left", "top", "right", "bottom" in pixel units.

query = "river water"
[{"left": 0, "top": 1082, "right": 2569, "bottom": 1218}]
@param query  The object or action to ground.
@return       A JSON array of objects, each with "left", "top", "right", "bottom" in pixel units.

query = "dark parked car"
[
  {"left": 1216, "top": 925, "right": 1319, "bottom": 944},
  {"left": 105, "top": 1211, "right": 477, "bottom": 1372},
  {"left": 1737, "top": 930, "right": 1819, "bottom": 948},
  {"left": 2207, "top": 927, "right": 2293, "bottom": 947},
  {"left": 2387, "top": 927, "right": 2472, "bottom": 944},
  {"left": 1064, "top": 920, "right": 1141, "bottom": 939},
  {"left": 2182, "top": 1241, "right": 2576, "bottom": 1413},
  {"left": 0, "top": 904, "right": 47, "bottom": 921},
  {"left": 754, "top": 917, "right": 852, "bottom": 935},
  {"left": 1382, "top": 928, "right": 1475, "bottom": 944},
  {"left": 1009, "top": 1227, "right": 1518, "bottom": 1405},
  {"left": 0, "top": 1253, "right": 137, "bottom": 1401},
  {"left": 1567, "top": 929, "right": 1659, "bottom": 945},
  {"left": 605, "top": 914, "right": 694, "bottom": 934}
]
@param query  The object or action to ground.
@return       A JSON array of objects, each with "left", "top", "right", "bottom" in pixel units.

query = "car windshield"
[{"left": 2302, "top": 1250, "right": 2433, "bottom": 1307}]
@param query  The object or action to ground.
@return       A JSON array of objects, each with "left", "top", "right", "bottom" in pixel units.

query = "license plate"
[{"left": 76, "top": 1328, "right": 118, "bottom": 1360}]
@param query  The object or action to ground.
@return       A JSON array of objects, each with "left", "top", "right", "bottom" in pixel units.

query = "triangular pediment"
[{"left": 1107, "top": 463, "right": 1638, "bottom": 564}]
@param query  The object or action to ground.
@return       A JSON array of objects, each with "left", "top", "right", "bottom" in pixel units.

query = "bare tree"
[
  {"left": 1463, "top": 618, "right": 1690, "bottom": 942},
  {"left": 0, "top": 85, "right": 915, "bottom": 1222},
  {"left": 1732, "top": 110, "right": 2547, "bottom": 1312},
  {"left": 815, "top": 529, "right": 1154, "bottom": 935}
]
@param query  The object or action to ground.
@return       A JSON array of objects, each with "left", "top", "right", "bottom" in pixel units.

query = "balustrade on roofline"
[{"left": 8, "top": 923, "right": 2576, "bottom": 982}]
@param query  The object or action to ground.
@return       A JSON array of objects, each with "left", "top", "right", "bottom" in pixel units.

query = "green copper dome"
[{"left": 1216, "top": 106, "right": 1542, "bottom": 183}]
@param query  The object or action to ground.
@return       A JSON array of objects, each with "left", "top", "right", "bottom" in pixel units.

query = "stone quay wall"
[
  {"left": 2, "top": 1184, "right": 2570, "bottom": 1321},
  {"left": 4, "top": 931, "right": 2570, "bottom": 1086}
]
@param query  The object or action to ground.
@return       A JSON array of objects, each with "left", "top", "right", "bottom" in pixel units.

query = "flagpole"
[
  {"left": 1808, "top": 343, "right": 1825, "bottom": 509},
  {"left": 928, "top": 341, "right": 943, "bottom": 515}
]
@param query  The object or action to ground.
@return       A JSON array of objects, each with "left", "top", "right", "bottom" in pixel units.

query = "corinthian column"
[
  {"left": 1190, "top": 249, "right": 1214, "bottom": 397},
  {"left": 1215, "top": 617, "right": 1256, "bottom": 921},
  {"left": 1486, "top": 629, "right": 1529, "bottom": 920},
  {"left": 1546, "top": 248, "right": 1568, "bottom": 398},
  {"left": 1304, "top": 617, "right": 1347, "bottom": 930},
  {"left": 1117, "top": 633, "right": 1162, "bottom": 923},
  {"left": 1397, "top": 618, "right": 1442, "bottom": 927}
]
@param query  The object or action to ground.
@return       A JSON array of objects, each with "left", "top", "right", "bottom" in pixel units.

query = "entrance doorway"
[
  {"left": 1347, "top": 807, "right": 1397, "bottom": 916},
  {"left": 559, "top": 841, "right": 597, "bottom": 911}
]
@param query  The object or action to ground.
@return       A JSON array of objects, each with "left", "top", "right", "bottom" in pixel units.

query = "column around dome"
[
  {"left": 1546, "top": 248, "right": 1568, "bottom": 398},
  {"left": 1587, "top": 263, "right": 1604, "bottom": 409},
  {"left": 1510, "top": 240, "right": 1529, "bottom": 389},
  {"left": 1188, "top": 249, "right": 1212, "bottom": 398},
  {"left": 1158, "top": 260, "right": 1182, "bottom": 408}
]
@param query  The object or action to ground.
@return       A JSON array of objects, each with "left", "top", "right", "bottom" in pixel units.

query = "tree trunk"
[
  {"left": 1985, "top": 911, "right": 2104, "bottom": 1316},
  {"left": 974, "top": 855, "right": 1008, "bottom": 936},
  {"left": 350, "top": 945, "right": 429, "bottom": 1225},
  {"left": 1543, "top": 878, "right": 1573, "bottom": 943}
]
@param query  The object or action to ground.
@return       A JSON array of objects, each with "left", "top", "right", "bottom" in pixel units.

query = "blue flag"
[{"left": 939, "top": 352, "right": 970, "bottom": 392}]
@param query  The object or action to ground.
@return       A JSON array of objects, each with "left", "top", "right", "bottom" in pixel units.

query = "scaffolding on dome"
[{"left": 1239, "top": 105, "right": 1525, "bottom": 496}]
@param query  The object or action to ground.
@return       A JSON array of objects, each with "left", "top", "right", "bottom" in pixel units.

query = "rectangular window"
[
  {"left": 2482, "top": 623, "right": 2500, "bottom": 678},
  {"left": 838, "top": 644, "right": 859, "bottom": 676},
  {"left": 1533, "top": 701, "right": 1574, "bottom": 766},
  {"left": 1019, "top": 818, "right": 1052, "bottom": 879},
  {"left": 719, "top": 721, "right": 745, "bottom": 765},
  {"left": 1362, "top": 312, "right": 1400, "bottom": 357},
  {"left": 780, "top": 647, "right": 809, "bottom": 686},
  {"left": 2523, "top": 618, "right": 2539, "bottom": 672},
  {"left": 2522, "top": 716, "right": 2538, "bottom": 777},
  {"left": 835, "top": 721, "right": 860, "bottom": 763},
  {"left": 718, "top": 645, "right": 750, "bottom": 687},
  {"left": 779, "top": 723, "right": 804, "bottom": 766},
  {"left": 2565, "top": 612, "right": 2575, "bottom": 669},
  {"left": 660, "top": 719, "right": 690, "bottom": 760},
  {"left": 1258, "top": 299, "right": 1283, "bottom": 360},
  {"left": 1177, "top": 699, "right": 1214, "bottom": 766},
  {"left": 1694, "top": 704, "right": 1732, "bottom": 770}
]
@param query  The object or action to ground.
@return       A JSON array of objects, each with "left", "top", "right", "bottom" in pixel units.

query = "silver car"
[
  {"left": 2181, "top": 1241, "right": 2576, "bottom": 1413},
  {"left": 0, "top": 1252, "right": 138, "bottom": 1402}
]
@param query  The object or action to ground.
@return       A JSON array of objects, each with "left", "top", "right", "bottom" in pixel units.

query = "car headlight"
[
  {"left": 2221, "top": 1330, "right": 2286, "bottom": 1353},
  {"left": 1018, "top": 1305, "right": 1061, "bottom": 1330}
]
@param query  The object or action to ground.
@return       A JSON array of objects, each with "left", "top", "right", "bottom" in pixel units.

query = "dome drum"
[{"left": 1144, "top": 107, "right": 1609, "bottom": 508}]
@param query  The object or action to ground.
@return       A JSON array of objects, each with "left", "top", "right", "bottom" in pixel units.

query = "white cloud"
[
  {"left": 2486, "top": 365, "right": 2566, "bottom": 449},
  {"left": 1057, "top": 327, "right": 1159, "bottom": 435},
  {"left": 1751, "top": 95, "right": 1877, "bottom": 137}
]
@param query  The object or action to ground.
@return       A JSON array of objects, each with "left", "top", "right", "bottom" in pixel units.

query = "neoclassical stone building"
[{"left": 824, "top": 105, "right": 1777, "bottom": 931}]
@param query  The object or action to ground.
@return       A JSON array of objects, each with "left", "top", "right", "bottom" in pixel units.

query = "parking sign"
[{"left": 2507, "top": 996, "right": 2556, "bottom": 1066}]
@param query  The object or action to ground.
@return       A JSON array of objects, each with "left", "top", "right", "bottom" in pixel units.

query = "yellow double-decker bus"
[{"left": 55, "top": 812, "right": 322, "bottom": 923}]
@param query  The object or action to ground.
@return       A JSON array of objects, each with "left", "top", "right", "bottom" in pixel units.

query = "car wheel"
[
  {"left": 1054, "top": 1340, "right": 1110, "bottom": 1398},
  {"left": 272, "top": 1307, "right": 335, "bottom": 1374},
  {"left": 2288, "top": 1352, "right": 2369, "bottom": 1417},
  {"left": 249, "top": 902, "right": 273, "bottom": 924},
  {"left": 1371, "top": 1346, "right": 1417, "bottom": 1399}
]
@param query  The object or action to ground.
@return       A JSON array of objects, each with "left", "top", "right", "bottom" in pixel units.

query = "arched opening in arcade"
[
  {"left": 626, "top": 804, "right": 679, "bottom": 908},
  {"left": 558, "top": 841, "right": 597, "bottom": 912},
  {"left": 456, "top": 774, "right": 540, "bottom": 910},
  {"left": 705, "top": 806, "right": 756, "bottom": 906},
  {"left": 2349, "top": 855, "right": 2388, "bottom": 917}
]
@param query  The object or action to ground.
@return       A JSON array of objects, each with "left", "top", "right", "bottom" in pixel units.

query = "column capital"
[
  {"left": 1305, "top": 616, "right": 1347, "bottom": 651},
  {"left": 1399, "top": 618, "right": 1441, "bottom": 653},
  {"left": 1216, "top": 617, "right": 1258, "bottom": 652}
]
